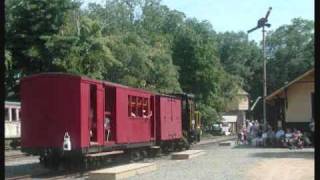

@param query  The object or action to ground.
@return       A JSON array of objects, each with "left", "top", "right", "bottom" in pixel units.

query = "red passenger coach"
[
  {"left": 21, "top": 73, "right": 156, "bottom": 155},
  {"left": 20, "top": 73, "right": 196, "bottom": 169}
]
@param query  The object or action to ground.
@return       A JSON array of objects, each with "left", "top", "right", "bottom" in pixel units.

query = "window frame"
[{"left": 128, "top": 95, "right": 150, "bottom": 118}]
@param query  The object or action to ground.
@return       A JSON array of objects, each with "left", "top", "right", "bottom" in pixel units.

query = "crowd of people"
[{"left": 237, "top": 120, "right": 314, "bottom": 149}]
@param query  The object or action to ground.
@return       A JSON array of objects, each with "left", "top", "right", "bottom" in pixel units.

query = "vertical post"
[
  {"left": 262, "top": 26, "right": 267, "bottom": 129},
  {"left": 8, "top": 107, "right": 12, "bottom": 122}
]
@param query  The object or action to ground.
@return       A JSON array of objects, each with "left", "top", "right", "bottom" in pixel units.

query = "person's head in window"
[{"left": 142, "top": 110, "right": 152, "bottom": 118}]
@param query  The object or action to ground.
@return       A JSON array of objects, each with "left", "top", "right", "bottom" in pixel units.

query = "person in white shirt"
[
  {"left": 262, "top": 131, "right": 268, "bottom": 147},
  {"left": 275, "top": 128, "right": 285, "bottom": 146},
  {"left": 284, "top": 128, "right": 293, "bottom": 147},
  {"left": 104, "top": 117, "right": 111, "bottom": 142}
]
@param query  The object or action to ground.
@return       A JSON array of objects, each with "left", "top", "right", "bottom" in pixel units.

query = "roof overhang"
[{"left": 266, "top": 68, "right": 314, "bottom": 101}]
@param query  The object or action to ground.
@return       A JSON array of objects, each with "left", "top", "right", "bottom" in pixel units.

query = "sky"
[{"left": 82, "top": 0, "right": 314, "bottom": 42}]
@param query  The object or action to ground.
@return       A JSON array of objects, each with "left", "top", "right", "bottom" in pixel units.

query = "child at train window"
[
  {"left": 142, "top": 110, "right": 152, "bottom": 118},
  {"left": 131, "top": 112, "right": 136, "bottom": 117}
]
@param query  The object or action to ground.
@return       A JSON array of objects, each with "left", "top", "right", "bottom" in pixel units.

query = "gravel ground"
[
  {"left": 128, "top": 143, "right": 314, "bottom": 180},
  {"left": 5, "top": 140, "right": 314, "bottom": 180}
]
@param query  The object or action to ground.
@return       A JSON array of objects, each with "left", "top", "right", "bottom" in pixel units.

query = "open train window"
[
  {"left": 128, "top": 95, "right": 137, "bottom": 117},
  {"left": 132, "top": 96, "right": 137, "bottom": 117},
  {"left": 143, "top": 98, "right": 148, "bottom": 114},
  {"left": 128, "top": 95, "right": 149, "bottom": 118},
  {"left": 137, "top": 97, "right": 143, "bottom": 117}
]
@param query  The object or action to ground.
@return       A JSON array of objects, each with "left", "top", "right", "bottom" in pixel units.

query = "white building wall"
[{"left": 285, "top": 78, "right": 314, "bottom": 123}]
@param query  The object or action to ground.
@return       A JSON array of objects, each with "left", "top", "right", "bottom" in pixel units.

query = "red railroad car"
[
  {"left": 21, "top": 73, "right": 156, "bottom": 153},
  {"left": 156, "top": 95, "right": 182, "bottom": 141},
  {"left": 20, "top": 73, "right": 199, "bottom": 168}
]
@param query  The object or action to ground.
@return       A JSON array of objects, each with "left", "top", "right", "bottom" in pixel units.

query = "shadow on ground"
[
  {"left": 232, "top": 144, "right": 286, "bottom": 149},
  {"left": 232, "top": 144, "right": 314, "bottom": 159},
  {"left": 5, "top": 157, "right": 138, "bottom": 179},
  {"left": 6, "top": 162, "right": 92, "bottom": 179},
  {"left": 5, "top": 162, "right": 45, "bottom": 178},
  {"left": 250, "top": 151, "right": 314, "bottom": 159}
]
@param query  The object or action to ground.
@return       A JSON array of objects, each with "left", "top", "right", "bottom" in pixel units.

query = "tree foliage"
[
  {"left": 5, "top": 0, "right": 314, "bottom": 125},
  {"left": 266, "top": 18, "right": 314, "bottom": 92}
]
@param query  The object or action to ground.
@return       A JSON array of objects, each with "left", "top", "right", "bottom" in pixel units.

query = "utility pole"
[{"left": 247, "top": 7, "right": 272, "bottom": 129}]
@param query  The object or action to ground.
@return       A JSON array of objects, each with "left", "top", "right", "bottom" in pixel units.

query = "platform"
[
  {"left": 171, "top": 150, "right": 205, "bottom": 160},
  {"left": 89, "top": 163, "right": 157, "bottom": 180}
]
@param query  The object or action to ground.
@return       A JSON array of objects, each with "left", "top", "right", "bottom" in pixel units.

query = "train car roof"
[
  {"left": 21, "top": 72, "right": 156, "bottom": 94},
  {"left": 155, "top": 93, "right": 182, "bottom": 99}
]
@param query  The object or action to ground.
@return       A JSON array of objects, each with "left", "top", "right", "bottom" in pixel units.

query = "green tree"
[
  {"left": 47, "top": 15, "right": 118, "bottom": 80},
  {"left": 266, "top": 18, "right": 314, "bottom": 92},
  {"left": 172, "top": 18, "right": 240, "bottom": 124},
  {"left": 216, "top": 31, "right": 263, "bottom": 91},
  {"left": 5, "top": 0, "right": 78, "bottom": 99}
]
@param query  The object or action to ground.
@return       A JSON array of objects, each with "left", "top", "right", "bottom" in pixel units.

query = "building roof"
[
  {"left": 266, "top": 68, "right": 314, "bottom": 101},
  {"left": 222, "top": 115, "right": 237, "bottom": 123},
  {"left": 5, "top": 101, "right": 21, "bottom": 106}
]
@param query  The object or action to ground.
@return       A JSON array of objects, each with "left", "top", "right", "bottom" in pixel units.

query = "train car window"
[
  {"left": 132, "top": 96, "right": 137, "bottom": 117},
  {"left": 128, "top": 96, "right": 138, "bottom": 118},
  {"left": 137, "top": 97, "right": 143, "bottom": 117},
  {"left": 128, "top": 96, "right": 149, "bottom": 118},
  {"left": 11, "top": 108, "right": 17, "bottom": 121},
  {"left": 5, "top": 108, "right": 9, "bottom": 121},
  {"left": 143, "top": 98, "right": 148, "bottom": 113}
]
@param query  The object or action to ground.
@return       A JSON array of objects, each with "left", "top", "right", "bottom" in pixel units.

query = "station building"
[
  {"left": 5, "top": 101, "right": 21, "bottom": 139},
  {"left": 266, "top": 68, "right": 314, "bottom": 131},
  {"left": 222, "top": 89, "right": 249, "bottom": 134}
]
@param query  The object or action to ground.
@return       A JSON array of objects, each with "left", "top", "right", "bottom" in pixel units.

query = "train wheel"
[
  {"left": 141, "top": 149, "right": 148, "bottom": 159},
  {"left": 181, "top": 137, "right": 190, "bottom": 150},
  {"left": 39, "top": 155, "right": 46, "bottom": 166},
  {"left": 130, "top": 150, "right": 142, "bottom": 162},
  {"left": 83, "top": 157, "right": 89, "bottom": 170}
]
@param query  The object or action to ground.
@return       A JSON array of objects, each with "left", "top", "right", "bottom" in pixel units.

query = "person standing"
[
  {"left": 309, "top": 119, "right": 314, "bottom": 145},
  {"left": 284, "top": 128, "right": 293, "bottom": 148},
  {"left": 275, "top": 128, "right": 285, "bottom": 146}
]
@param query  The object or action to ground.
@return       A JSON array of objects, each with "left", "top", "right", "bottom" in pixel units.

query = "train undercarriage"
[{"left": 24, "top": 137, "right": 190, "bottom": 170}]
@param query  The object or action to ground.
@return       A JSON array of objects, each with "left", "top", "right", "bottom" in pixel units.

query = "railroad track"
[{"left": 6, "top": 138, "right": 234, "bottom": 179}]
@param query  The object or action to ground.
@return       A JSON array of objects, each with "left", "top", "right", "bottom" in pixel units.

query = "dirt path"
[{"left": 247, "top": 158, "right": 314, "bottom": 180}]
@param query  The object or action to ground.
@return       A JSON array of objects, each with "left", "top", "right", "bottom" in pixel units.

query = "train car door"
[
  {"left": 104, "top": 86, "right": 116, "bottom": 144},
  {"left": 150, "top": 96, "right": 155, "bottom": 139},
  {"left": 88, "top": 84, "right": 104, "bottom": 146},
  {"left": 89, "top": 84, "right": 98, "bottom": 145}
]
